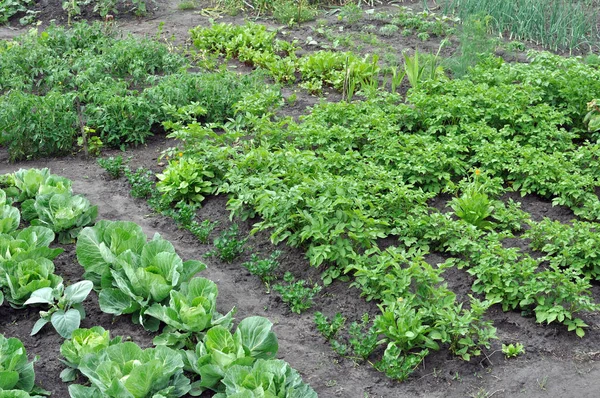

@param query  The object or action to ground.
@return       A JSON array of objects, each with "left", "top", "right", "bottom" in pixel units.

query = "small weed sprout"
[
  {"left": 502, "top": 342, "right": 525, "bottom": 358},
  {"left": 206, "top": 224, "right": 247, "bottom": 262},
  {"left": 97, "top": 155, "right": 125, "bottom": 179},
  {"left": 124, "top": 166, "right": 155, "bottom": 199},
  {"left": 242, "top": 250, "right": 282, "bottom": 292},
  {"left": 189, "top": 219, "right": 218, "bottom": 244},
  {"left": 273, "top": 272, "right": 321, "bottom": 314}
]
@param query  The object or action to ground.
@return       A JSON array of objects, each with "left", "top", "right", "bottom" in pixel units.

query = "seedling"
[
  {"left": 189, "top": 219, "right": 218, "bottom": 244},
  {"left": 502, "top": 342, "right": 525, "bottom": 358},
  {"left": 242, "top": 251, "right": 282, "bottom": 292},
  {"left": 124, "top": 166, "right": 154, "bottom": 199},
  {"left": 24, "top": 280, "right": 93, "bottom": 338},
  {"left": 273, "top": 272, "right": 321, "bottom": 314},
  {"left": 314, "top": 312, "right": 346, "bottom": 341},
  {"left": 97, "top": 155, "right": 125, "bottom": 179},
  {"left": 206, "top": 224, "right": 247, "bottom": 262}
]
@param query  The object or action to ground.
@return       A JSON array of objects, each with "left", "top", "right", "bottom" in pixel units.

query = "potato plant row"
[{"left": 146, "top": 21, "right": 600, "bottom": 380}]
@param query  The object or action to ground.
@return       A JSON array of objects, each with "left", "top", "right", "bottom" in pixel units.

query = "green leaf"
[
  {"left": 64, "top": 280, "right": 93, "bottom": 304},
  {"left": 98, "top": 288, "right": 137, "bottom": 315},
  {"left": 235, "top": 316, "right": 279, "bottom": 360},
  {"left": 0, "top": 371, "right": 19, "bottom": 390},
  {"left": 23, "top": 287, "right": 55, "bottom": 305},
  {"left": 31, "top": 318, "right": 49, "bottom": 336},
  {"left": 51, "top": 309, "right": 81, "bottom": 338}
]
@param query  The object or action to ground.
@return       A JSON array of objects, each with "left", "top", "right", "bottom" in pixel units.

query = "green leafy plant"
[
  {"left": 273, "top": 272, "right": 321, "bottom": 314},
  {"left": 189, "top": 219, "right": 218, "bottom": 244},
  {"left": 0, "top": 258, "right": 63, "bottom": 307},
  {"left": 206, "top": 224, "right": 247, "bottom": 263},
  {"left": 59, "top": 326, "right": 122, "bottom": 382},
  {"left": 124, "top": 167, "right": 155, "bottom": 199},
  {"left": 584, "top": 99, "right": 600, "bottom": 132},
  {"left": 0, "top": 334, "right": 46, "bottom": 396},
  {"left": 24, "top": 280, "right": 93, "bottom": 339},
  {"left": 450, "top": 170, "right": 494, "bottom": 230},
  {"left": 0, "top": 226, "right": 63, "bottom": 265},
  {"left": 183, "top": 316, "right": 278, "bottom": 395},
  {"left": 241, "top": 251, "right": 281, "bottom": 292},
  {"left": 348, "top": 313, "right": 378, "bottom": 361},
  {"left": 97, "top": 156, "right": 126, "bottom": 179},
  {"left": 156, "top": 158, "right": 215, "bottom": 204},
  {"left": 314, "top": 312, "right": 346, "bottom": 341},
  {"left": 77, "top": 220, "right": 206, "bottom": 330},
  {"left": 502, "top": 342, "right": 525, "bottom": 358},
  {"left": 27, "top": 193, "right": 98, "bottom": 243},
  {"left": 146, "top": 277, "right": 236, "bottom": 349},
  {"left": 374, "top": 344, "right": 427, "bottom": 382},
  {"left": 68, "top": 342, "right": 190, "bottom": 398},
  {"left": 214, "top": 359, "right": 317, "bottom": 398}
]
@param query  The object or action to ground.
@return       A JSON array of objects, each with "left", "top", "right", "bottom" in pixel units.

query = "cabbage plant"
[
  {"left": 59, "top": 326, "right": 123, "bottom": 382},
  {"left": 12, "top": 168, "right": 72, "bottom": 202},
  {"left": 0, "top": 190, "right": 20, "bottom": 235},
  {"left": 146, "top": 277, "right": 235, "bottom": 349},
  {"left": 0, "top": 334, "right": 46, "bottom": 396},
  {"left": 0, "top": 258, "right": 62, "bottom": 307},
  {"left": 184, "top": 316, "right": 278, "bottom": 395},
  {"left": 215, "top": 359, "right": 317, "bottom": 398},
  {"left": 68, "top": 342, "right": 190, "bottom": 398},
  {"left": 0, "top": 226, "right": 62, "bottom": 263},
  {"left": 77, "top": 220, "right": 206, "bottom": 331},
  {"left": 29, "top": 193, "right": 98, "bottom": 243}
]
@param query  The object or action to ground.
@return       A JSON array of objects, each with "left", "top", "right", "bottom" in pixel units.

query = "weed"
[
  {"left": 273, "top": 272, "right": 321, "bottom": 314},
  {"left": 205, "top": 224, "right": 247, "bottom": 263},
  {"left": 502, "top": 342, "right": 525, "bottom": 358},
  {"left": 189, "top": 219, "right": 218, "bottom": 244},
  {"left": 242, "top": 251, "right": 282, "bottom": 292},
  {"left": 379, "top": 24, "right": 399, "bottom": 37},
  {"left": 97, "top": 156, "right": 125, "bottom": 179},
  {"left": 314, "top": 312, "right": 346, "bottom": 341},
  {"left": 124, "top": 167, "right": 154, "bottom": 199}
]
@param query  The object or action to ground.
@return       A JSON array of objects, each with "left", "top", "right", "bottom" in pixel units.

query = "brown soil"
[{"left": 2, "top": 1, "right": 600, "bottom": 398}]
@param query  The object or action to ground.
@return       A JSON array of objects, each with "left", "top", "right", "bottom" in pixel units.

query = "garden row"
[
  {"left": 0, "top": 168, "right": 316, "bottom": 397},
  {"left": 140, "top": 21, "right": 600, "bottom": 379}
]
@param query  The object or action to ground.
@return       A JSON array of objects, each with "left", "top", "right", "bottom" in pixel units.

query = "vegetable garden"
[{"left": 2, "top": 0, "right": 600, "bottom": 397}]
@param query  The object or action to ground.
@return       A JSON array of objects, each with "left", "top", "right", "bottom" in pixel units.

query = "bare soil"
[{"left": 2, "top": 1, "right": 600, "bottom": 397}]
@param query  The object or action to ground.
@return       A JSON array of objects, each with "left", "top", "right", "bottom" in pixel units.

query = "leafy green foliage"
[
  {"left": 0, "top": 334, "right": 42, "bottom": 394},
  {"left": 97, "top": 156, "right": 126, "bottom": 179},
  {"left": 68, "top": 342, "right": 190, "bottom": 398},
  {"left": 24, "top": 280, "right": 93, "bottom": 338},
  {"left": 213, "top": 359, "right": 317, "bottom": 397},
  {"left": 502, "top": 342, "right": 525, "bottom": 358},
  {"left": 156, "top": 158, "right": 215, "bottom": 204},
  {"left": 183, "top": 316, "right": 278, "bottom": 395},
  {"left": 59, "top": 326, "right": 122, "bottom": 382},
  {"left": 241, "top": 251, "right": 281, "bottom": 292},
  {"left": 450, "top": 171, "right": 494, "bottom": 230},
  {"left": 28, "top": 193, "right": 98, "bottom": 243},
  {"left": 273, "top": 272, "right": 321, "bottom": 314},
  {"left": 206, "top": 224, "right": 247, "bottom": 263},
  {"left": 390, "top": 7, "right": 458, "bottom": 38},
  {"left": 0, "top": 0, "right": 33, "bottom": 24},
  {"left": 189, "top": 220, "right": 218, "bottom": 244},
  {"left": 124, "top": 167, "right": 154, "bottom": 199},
  {"left": 314, "top": 312, "right": 345, "bottom": 341},
  {"left": 0, "top": 23, "right": 270, "bottom": 161},
  {"left": 146, "top": 277, "right": 235, "bottom": 349},
  {"left": 76, "top": 220, "right": 206, "bottom": 330},
  {"left": 0, "top": 257, "right": 63, "bottom": 308},
  {"left": 0, "top": 90, "right": 77, "bottom": 162}
]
